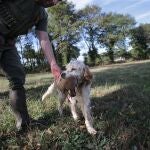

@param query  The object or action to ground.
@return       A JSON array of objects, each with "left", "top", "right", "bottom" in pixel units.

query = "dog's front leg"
[
  {"left": 58, "top": 91, "right": 66, "bottom": 116},
  {"left": 81, "top": 86, "right": 97, "bottom": 135},
  {"left": 69, "top": 97, "right": 78, "bottom": 121}
]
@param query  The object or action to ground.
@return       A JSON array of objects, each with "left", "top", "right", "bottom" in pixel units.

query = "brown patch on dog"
[
  {"left": 56, "top": 76, "right": 77, "bottom": 97},
  {"left": 77, "top": 66, "right": 93, "bottom": 94},
  {"left": 84, "top": 66, "right": 93, "bottom": 81}
]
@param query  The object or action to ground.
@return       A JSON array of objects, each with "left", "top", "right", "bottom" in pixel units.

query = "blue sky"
[{"left": 69, "top": 0, "right": 150, "bottom": 24}]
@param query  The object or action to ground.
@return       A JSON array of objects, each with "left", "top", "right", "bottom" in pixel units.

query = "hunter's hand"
[{"left": 51, "top": 62, "right": 61, "bottom": 80}]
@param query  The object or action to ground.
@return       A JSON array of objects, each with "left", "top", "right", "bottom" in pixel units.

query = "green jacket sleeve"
[{"left": 35, "top": 8, "right": 48, "bottom": 32}]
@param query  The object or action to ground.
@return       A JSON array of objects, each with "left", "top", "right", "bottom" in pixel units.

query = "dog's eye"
[{"left": 71, "top": 68, "right": 76, "bottom": 71}]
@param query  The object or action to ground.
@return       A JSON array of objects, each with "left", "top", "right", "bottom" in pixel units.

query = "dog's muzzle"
[{"left": 57, "top": 73, "right": 78, "bottom": 97}]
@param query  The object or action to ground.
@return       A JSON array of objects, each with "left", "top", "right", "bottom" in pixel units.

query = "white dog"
[{"left": 42, "top": 59, "right": 97, "bottom": 135}]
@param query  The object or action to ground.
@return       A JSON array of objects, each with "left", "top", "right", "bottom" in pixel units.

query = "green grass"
[{"left": 0, "top": 60, "right": 150, "bottom": 150}]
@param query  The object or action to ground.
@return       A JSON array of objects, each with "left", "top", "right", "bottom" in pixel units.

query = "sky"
[{"left": 68, "top": 0, "right": 150, "bottom": 24}]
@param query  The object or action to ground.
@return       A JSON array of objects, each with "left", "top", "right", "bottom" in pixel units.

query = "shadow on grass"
[
  {"left": 0, "top": 91, "right": 8, "bottom": 100},
  {"left": 91, "top": 84, "right": 150, "bottom": 149}
]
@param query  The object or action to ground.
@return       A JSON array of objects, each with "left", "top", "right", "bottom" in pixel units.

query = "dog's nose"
[{"left": 61, "top": 72, "right": 66, "bottom": 79}]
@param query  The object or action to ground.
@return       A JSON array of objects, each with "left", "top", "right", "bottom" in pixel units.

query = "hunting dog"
[{"left": 42, "top": 59, "right": 97, "bottom": 135}]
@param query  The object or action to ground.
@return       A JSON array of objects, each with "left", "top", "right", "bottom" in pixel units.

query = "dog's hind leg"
[{"left": 42, "top": 82, "right": 55, "bottom": 101}]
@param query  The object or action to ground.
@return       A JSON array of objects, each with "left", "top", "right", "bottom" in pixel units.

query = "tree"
[
  {"left": 100, "top": 13, "right": 135, "bottom": 62},
  {"left": 78, "top": 5, "right": 102, "bottom": 65},
  {"left": 130, "top": 24, "right": 150, "bottom": 60},
  {"left": 23, "top": 44, "right": 33, "bottom": 69},
  {"left": 16, "top": 36, "right": 25, "bottom": 65},
  {"left": 35, "top": 49, "right": 49, "bottom": 71},
  {"left": 47, "top": 1, "right": 80, "bottom": 66}
]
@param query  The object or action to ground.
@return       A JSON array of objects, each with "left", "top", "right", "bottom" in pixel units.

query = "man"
[{"left": 0, "top": 0, "right": 61, "bottom": 130}]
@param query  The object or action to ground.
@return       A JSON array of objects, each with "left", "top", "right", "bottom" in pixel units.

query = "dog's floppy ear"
[{"left": 84, "top": 66, "right": 93, "bottom": 81}]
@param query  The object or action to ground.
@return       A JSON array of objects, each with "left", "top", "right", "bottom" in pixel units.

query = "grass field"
[{"left": 0, "top": 60, "right": 150, "bottom": 150}]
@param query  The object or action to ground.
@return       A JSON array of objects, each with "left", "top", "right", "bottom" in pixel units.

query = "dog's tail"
[{"left": 42, "top": 82, "right": 55, "bottom": 101}]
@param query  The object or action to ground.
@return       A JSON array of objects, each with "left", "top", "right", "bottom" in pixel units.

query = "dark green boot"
[{"left": 9, "top": 88, "right": 30, "bottom": 131}]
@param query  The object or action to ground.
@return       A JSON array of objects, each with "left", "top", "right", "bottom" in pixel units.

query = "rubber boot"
[{"left": 9, "top": 88, "right": 30, "bottom": 131}]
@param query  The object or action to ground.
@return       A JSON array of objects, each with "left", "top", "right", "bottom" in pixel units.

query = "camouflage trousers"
[{"left": 0, "top": 37, "right": 25, "bottom": 90}]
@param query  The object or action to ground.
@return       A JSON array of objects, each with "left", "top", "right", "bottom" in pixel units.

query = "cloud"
[
  {"left": 136, "top": 11, "right": 150, "bottom": 20},
  {"left": 68, "top": 0, "right": 93, "bottom": 9},
  {"left": 99, "top": 0, "right": 118, "bottom": 6},
  {"left": 67, "top": 0, "right": 119, "bottom": 10},
  {"left": 123, "top": 0, "right": 149, "bottom": 10}
]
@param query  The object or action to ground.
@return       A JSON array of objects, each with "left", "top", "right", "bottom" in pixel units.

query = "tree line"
[{"left": 16, "top": 1, "right": 150, "bottom": 73}]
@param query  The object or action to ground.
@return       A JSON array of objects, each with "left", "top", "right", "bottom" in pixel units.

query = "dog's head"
[
  {"left": 62, "top": 59, "right": 93, "bottom": 83},
  {"left": 57, "top": 75, "right": 78, "bottom": 97}
]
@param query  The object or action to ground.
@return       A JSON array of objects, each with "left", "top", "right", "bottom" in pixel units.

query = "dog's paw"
[
  {"left": 72, "top": 114, "right": 78, "bottom": 121},
  {"left": 87, "top": 127, "right": 97, "bottom": 135}
]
